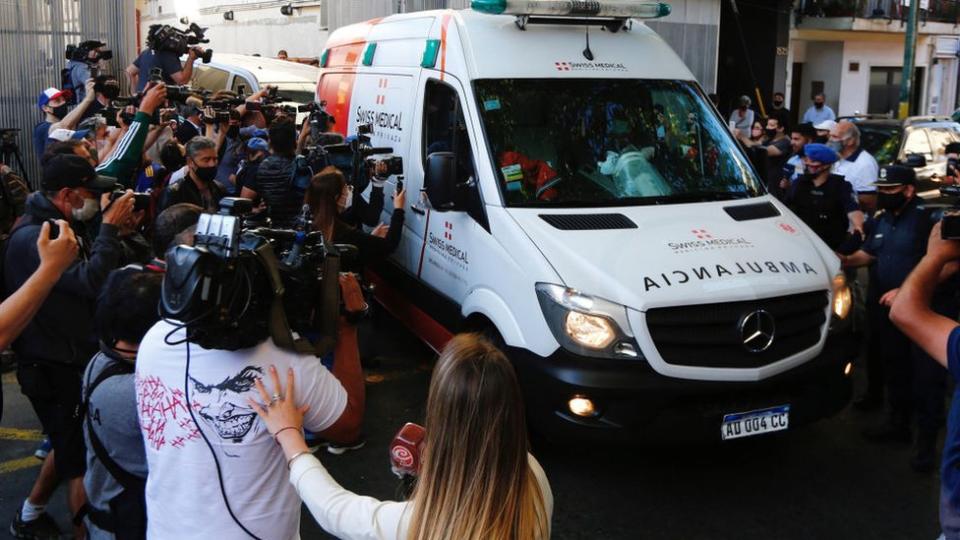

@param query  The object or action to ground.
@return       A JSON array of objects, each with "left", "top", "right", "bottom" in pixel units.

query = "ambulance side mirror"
[
  {"left": 903, "top": 153, "right": 927, "bottom": 168},
  {"left": 424, "top": 152, "right": 458, "bottom": 211}
]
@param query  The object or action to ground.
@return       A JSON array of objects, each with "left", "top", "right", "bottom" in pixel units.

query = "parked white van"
[{"left": 318, "top": 1, "right": 856, "bottom": 441}]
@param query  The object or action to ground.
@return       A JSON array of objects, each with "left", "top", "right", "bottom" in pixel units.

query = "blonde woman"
[{"left": 250, "top": 333, "right": 553, "bottom": 539}]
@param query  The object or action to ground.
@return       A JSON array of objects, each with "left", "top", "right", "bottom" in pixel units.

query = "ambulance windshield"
[{"left": 474, "top": 79, "right": 764, "bottom": 207}]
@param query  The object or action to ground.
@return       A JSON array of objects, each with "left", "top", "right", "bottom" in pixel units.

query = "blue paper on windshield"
[{"left": 484, "top": 98, "right": 501, "bottom": 111}]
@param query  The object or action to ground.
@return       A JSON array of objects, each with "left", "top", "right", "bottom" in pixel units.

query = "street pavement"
[{"left": 0, "top": 310, "right": 945, "bottom": 539}]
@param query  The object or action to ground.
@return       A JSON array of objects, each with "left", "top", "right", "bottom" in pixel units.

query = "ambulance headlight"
[
  {"left": 535, "top": 283, "right": 641, "bottom": 359},
  {"left": 471, "top": 0, "right": 672, "bottom": 19},
  {"left": 832, "top": 273, "right": 852, "bottom": 320}
]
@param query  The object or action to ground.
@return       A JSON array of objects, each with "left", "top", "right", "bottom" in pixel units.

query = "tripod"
[{"left": 0, "top": 132, "right": 30, "bottom": 188}]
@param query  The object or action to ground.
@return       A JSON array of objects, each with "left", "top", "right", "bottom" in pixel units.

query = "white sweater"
[{"left": 289, "top": 452, "right": 554, "bottom": 540}]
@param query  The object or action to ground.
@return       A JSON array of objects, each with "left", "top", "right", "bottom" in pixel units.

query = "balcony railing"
[{"left": 796, "top": 0, "right": 960, "bottom": 25}]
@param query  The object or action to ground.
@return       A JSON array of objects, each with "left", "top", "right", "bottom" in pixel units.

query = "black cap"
[
  {"left": 945, "top": 142, "right": 960, "bottom": 155},
  {"left": 873, "top": 164, "right": 916, "bottom": 187},
  {"left": 41, "top": 154, "right": 116, "bottom": 192}
]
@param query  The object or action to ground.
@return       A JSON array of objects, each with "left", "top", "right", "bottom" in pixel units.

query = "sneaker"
[
  {"left": 303, "top": 430, "right": 330, "bottom": 453},
  {"left": 9, "top": 510, "right": 60, "bottom": 540},
  {"left": 33, "top": 438, "right": 51, "bottom": 461},
  {"left": 862, "top": 421, "right": 911, "bottom": 444},
  {"left": 327, "top": 438, "right": 366, "bottom": 455}
]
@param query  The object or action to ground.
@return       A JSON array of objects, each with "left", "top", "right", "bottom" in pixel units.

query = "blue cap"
[
  {"left": 802, "top": 143, "right": 839, "bottom": 165},
  {"left": 251, "top": 128, "right": 268, "bottom": 139},
  {"left": 246, "top": 137, "right": 269, "bottom": 152}
]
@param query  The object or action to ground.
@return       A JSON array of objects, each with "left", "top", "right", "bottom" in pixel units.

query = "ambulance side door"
[{"left": 405, "top": 73, "right": 486, "bottom": 303}]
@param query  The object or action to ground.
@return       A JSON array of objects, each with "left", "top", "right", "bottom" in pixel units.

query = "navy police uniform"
[{"left": 861, "top": 166, "right": 957, "bottom": 448}]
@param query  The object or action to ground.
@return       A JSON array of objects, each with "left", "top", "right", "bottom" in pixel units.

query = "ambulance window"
[
  {"left": 423, "top": 80, "right": 475, "bottom": 185},
  {"left": 192, "top": 66, "right": 230, "bottom": 92},
  {"left": 231, "top": 75, "right": 253, "bottom": 96}
]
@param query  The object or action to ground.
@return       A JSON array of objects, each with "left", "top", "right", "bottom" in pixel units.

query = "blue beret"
[{"left": 802, "top": 143, "right": 839, "bottom": 165}]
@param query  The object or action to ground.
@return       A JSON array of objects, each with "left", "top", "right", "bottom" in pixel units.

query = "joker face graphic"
[{"left": 190, "top": 366, "right": 263, "bottom": 443}]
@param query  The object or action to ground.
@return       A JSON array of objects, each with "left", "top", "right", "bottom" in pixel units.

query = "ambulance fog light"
[
  {"left": 565, "top": 311, "right": 616, "bottom": 349},
  {"left": 832, "top": 274, "right": 852, "bottom": 320},
  {"left": 568, "top": 395, "right": 597, "bottom": 418},
  {"left": 471, "top": 0, "right": 672, "bottom": 19},
  {"left": 844, "top": 362, "right": 853, "bottom": 377}
]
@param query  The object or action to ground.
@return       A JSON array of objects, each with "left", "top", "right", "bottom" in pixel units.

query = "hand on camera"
[
  {"left": 101, "top": 190, "right": 135, "bottom": 227},
  {"left": 393, "top": 188, "right": 406, "bottom": 210},
  {"left": 249, "top": 365, "right": 309, "bottom": 439},
  {"left": 370, "top": 223, "right": 388, "bottom": 238},
  {"left": 37, "top": 220, "right": 78, "bottom": 276},
  {"left": 139, "top": 83, "right": 167, "bottom": 116},
  {"left": 927, "top": 222, "right": 960, "bottom": 263}
]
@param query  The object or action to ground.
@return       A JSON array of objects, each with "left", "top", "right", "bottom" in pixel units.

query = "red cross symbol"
[
  {"left": 692, "top": 229, "right": 712, "bottom": 239},
  {"left": 779, "top": 222, "right": 797, "bottom": 234},
  {"left": 444, "top": 222, "right": 453, "bottom": 240},
  {"left": 555, "top": 62, "right": 571, "bottom": 71}
]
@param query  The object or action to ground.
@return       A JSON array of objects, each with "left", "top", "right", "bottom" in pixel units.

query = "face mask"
[
  {"left": 773, "top": 100, "right": 784, "bottom": 107},
  {"left": 193, "top": 163, "right": 218, "bottom": 183},
  {"left": 764, "top": 128, "right": 777, "bottom": 139},
  {"left": 101, "top": 83, "right": 120, "bottom": 100},
  {"left": 51, "top": 104, "right": 68, "bottom": 119},
  {"left": 814, "top": 135, "right": 829, "bottom": 144},
  {"left": 878, "top": 191, "right": 907, "bottom": 211},
  {"left": 815, "top": 102, "right": 824, "bottom": 109},
  {"left": 227, "top": 125, "right": 240, "bottom": 138},
  {"left": 72, "top": 196, "right": 100, "bottom": 221},
  {"left": 827, "top": 140, "right": 844, "bottom": 153}
]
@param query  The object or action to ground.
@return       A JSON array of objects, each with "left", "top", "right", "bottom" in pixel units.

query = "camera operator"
[
  {"left": 4, "top": 154, "right": 135, "bottom": 539},
  {"left": 80, "top": 74, "right": 121, "bottom": 122},
  {"left": 236, "top": 137, "right": 268, "bottom": 194},
  {"left": 306, "top": 166, "right": 405, "bottom": 270},
  {"left": 840, "top": 165, "right": 958, "bottom": 470},
  {"left": 126, "top": 25, "right": 201, "bottom": 93},
  {"left": 34, "top": 80, "right": 97, "bottom": 159},
  {"left": 942, "top": 142, "right": 960, "bottom": 186},
  {"left": 890, "top": 224, "right": 960, "bottom": 537},
  {"left": 65, "top": 41, "right": 111, "bottom": 104},
  {"left": 148, "top": 203, "right": 201, "bottom": 271},
  {"left": 174, "top": 103, "right": 203, "bottom": 145},
  {"left": 241, "top": 119, "right": 304, "bottom": 227},
  {"left": 251, "top": 333, "right": 552, "bottom": 540},
  {"left": 82, "top": 268, "right": 163, "bottom": 539},
  {"left": 160, "top": 136, "right": 227, "bottom": 212},
  {"left": 134, "top": 268, "right": 367, "bottom": 539}
]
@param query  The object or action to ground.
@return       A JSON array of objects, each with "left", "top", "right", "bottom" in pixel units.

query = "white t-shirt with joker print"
[{"left": 135, "top": 320, "right": 347, "bottom": 540}]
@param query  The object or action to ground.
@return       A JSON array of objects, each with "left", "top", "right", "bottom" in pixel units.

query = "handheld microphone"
[{"left": 389, "top": 422, "right": 425, "bottom": 478}]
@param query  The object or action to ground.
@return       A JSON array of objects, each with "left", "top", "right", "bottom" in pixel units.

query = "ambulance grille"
[
  {"left": 538, "top": 213, "right": 637, "bottom": 230},
  {"left": 645, "top": 290, "right": 828, "bottom": 369}
]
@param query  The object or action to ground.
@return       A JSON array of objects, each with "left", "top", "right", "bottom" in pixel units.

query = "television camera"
[{"left": 147, "top": 22, "right": 213, "bottom": 64}]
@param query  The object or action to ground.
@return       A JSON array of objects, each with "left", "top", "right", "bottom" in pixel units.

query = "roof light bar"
[{"left": 471, "top": 0, "right": 671, "bottom": 18}]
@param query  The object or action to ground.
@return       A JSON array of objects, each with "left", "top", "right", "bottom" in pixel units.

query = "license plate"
[{"left": 721, "top": 405, "right": 790, "bottom": 440}]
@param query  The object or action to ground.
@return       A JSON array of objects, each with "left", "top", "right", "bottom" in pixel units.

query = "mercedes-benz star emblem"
[{"left": 739, "top": 309, "right": 776, "bottom": 353}]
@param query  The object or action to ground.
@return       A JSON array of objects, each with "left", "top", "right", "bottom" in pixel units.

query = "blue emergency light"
[{"left": 471, "top": 0, "right": 671, "bottom": 18}]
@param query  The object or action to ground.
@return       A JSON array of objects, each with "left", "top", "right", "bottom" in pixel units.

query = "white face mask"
[
  {"left": 338, "top": 186, "right": 354, "bottom": 213},
  {"left": 72, "top": 197, "right": 100, "bottom": 221}
]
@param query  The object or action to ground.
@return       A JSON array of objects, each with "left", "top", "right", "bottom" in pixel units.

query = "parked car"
[{"left": 842, "top": 115, "right": 960, "bottom": 198}]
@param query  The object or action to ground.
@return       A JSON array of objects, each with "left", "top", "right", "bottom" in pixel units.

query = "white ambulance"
[{"left": 317, "top": 1, "right": 856, "bottom": 442}]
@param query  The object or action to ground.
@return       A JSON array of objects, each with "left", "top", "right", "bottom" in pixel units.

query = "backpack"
[{"left": 82, "top": 358, "right": 147, "bottom": 539}]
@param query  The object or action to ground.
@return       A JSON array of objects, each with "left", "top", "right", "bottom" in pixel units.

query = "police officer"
[
  {"left": 840, "top": 165, "right": 957, "bottom": 471},
  {"left": 785, "top": 143, "right": 864, "bottom": 250}
]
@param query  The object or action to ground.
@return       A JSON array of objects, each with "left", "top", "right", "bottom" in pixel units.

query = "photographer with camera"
[
  {"left": 890, "top": 224, "right": 960, "bottom": 538},
  {"left": 160, "top": 136, "right": 227, "bottom": 212},
  {"left": 840, "top": 165, "right": 958, "bottom": 471},
  {"left": 306, "top": 166, "right": 405, "bottom": 270},
  {"left": 126, "top": 24, "right": 207, "bottom": 93},
  {"left": 65, "top": 41, "right": 112, "bottom": 104},
  {"left": 241, "top": 118, "right": 305, "bottom": 227},
  {"left": 4, "top": 154, "right": 136, "bottom": 539},
  {"left": 82, "top": 267, "right": 163, "bottom": 539},
  {"left": 34, "top": 80, "right": 97, "bottom": 159},
  {"left": 134, "top": 224, "right": 367, "bottom": 538},
  {"left": 251, "top": 333, "right": 552, "bottom": 540},
  {"left": 80, "top": 74, "right": 121, "bottom": 122}
]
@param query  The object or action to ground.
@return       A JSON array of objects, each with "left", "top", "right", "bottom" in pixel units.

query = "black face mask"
[
  {"left": 193, "top": 164, "right": 218, "bottom": 183},
  {"left": 814, "top": 135, "right": 829, "bottom": 144},
  {"left": 877, "top": 191, "right": 908, "bottom": 211},
  {"left": 815, "top": 102, "right": 824, "bottom": 109},
  {"left": 50, "top": 104, "right": 68, "bottom": 119},
  {"left": 227, "top": 125, "right": 240, "bottom": 138},
  {"left": 773, "top": 100, "right": 784, "bottom": 108},
  {"left": 101, "top": 83, "right": 120, "bottom": 100},
  {"left": 764, "top": 128, "right": 777, "bottom": 139}
]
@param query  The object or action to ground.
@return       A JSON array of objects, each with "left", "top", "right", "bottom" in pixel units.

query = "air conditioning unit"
[{"left": 934, "top": 36, "right": 959, "bottom": 57}]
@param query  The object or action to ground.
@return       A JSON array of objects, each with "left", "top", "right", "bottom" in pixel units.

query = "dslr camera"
[
  {"left": 161, "top": 198, "right": 343, "bottom": 355},
  {"left": 147, "top": 23, "right": 213, "bottom": 64}
]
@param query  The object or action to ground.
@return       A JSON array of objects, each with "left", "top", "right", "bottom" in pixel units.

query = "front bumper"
[{"left": 513, "top": 332, "right": 856, "bottom": 444}]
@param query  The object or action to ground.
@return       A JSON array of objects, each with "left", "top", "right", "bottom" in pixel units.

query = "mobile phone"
[{"left": 395, "top": 175, "right": 404, "bottom": 193}]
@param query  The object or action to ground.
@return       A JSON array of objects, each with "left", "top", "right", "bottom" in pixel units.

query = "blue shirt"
[
  {"left": 32, "top": 121, "right": 51, "bottom": 160},
  {"left": 942, "top": 328, "right": 960, "bottom": 538},
  {"left": 66, "top": 60, "right": 91, "bottom": 103},
  {"left": 132, "top": 49, "right": 182, "bottom": 92},
  {"left": 801, "top": 104, "right": 836, "bottom": 125},
  {"left": 861, "top": 198, "right": 940, "bottom": 294}
]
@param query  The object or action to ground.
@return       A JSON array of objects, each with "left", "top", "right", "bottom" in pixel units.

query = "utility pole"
[{"left": 898, "top": 0, "right": 920, "bottom": 119}]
